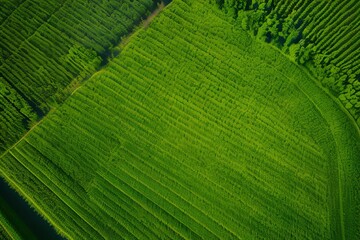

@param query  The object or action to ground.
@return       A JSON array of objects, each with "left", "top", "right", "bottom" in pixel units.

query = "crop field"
[
  {"left": 275, "top": 0, "right": 360, "bottom": 124},
  {"left": 0, "top": 0, "right": 359, "bottom": 239},
  {"left": 213, "top": 0, "right": 360, "bottom": 125},
  {"left": 0, "top": 0, "right": 157, "bottom": 152}
]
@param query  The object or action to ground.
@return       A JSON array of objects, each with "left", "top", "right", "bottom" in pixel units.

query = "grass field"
[
  {"left": 0, "top": 0, "right": 156, "bottom": 152},
  {"left": 0, "top": 0, "right": 359, "bottom": 239},
  {"left": 213, "top": 0, "right": 360, "bottom": 126}
]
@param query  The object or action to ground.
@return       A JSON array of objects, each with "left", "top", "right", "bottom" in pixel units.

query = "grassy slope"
[
  {"left": 0, "top": 0, "right": 156, "bottom": 236},
  {"left": 0, "top": 0, "right": 359, "bottom": 239},
  {"left": 0, "top": 0, "right": 155, "bottom": 153}
]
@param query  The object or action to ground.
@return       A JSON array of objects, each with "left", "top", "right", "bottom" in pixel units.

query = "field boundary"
[
  {"left": 0, "top": 0, "right": 360, "bottom": 239},
  {"left": 0, "top": 1, "right": 171, "bottom": 159},
  {"left": 0, "top": 169, "right": 70, "bottom": 239},
  {"left": 258, "top": 38, "right": 360, "bottom": 240}
]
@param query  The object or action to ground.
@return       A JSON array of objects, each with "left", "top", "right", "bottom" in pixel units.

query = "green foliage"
[
  {"left": 0, "top": 1, "right": 359, "bottom": 239},
  {"left": 0, "top": 0, "right": 156, "bottom": 153},
  {"left": 61, "top": 44, "right": 102, "bottom": 73},
  {"left": 214, "top": 0, "right": 360, "bottom": 126}
]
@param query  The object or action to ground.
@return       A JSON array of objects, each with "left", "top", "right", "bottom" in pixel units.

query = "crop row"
[
  {"left": 0, "top": 1, "right": 343, "bottom": 238},
  {"left": 0, "top": 1, "right": 358, "bottom": 239},
  {"left": 214, "top": 0, "right": 360, "bottom": 125},
  {"left": 0, "top": 0, "right": 155, "bottom": 152},
  {"left": 0, "top": 210, "right": 21, "bottom": 240}
]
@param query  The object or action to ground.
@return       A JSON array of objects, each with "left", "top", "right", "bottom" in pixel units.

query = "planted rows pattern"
[
  {"left": 271, "top": 0, "right": 360, "bottom": 123},
  {"left": 1, "top": 0, "right": 359, "bottom": 239},
  {"left": 212, "top": 0, "right": 360, "bottom": 126},
  {"left": 0, "top": 210, "right": 20, "bottom": 240},
  {"left": 0, "top": 0, "right": 155, "bottom": 152}
]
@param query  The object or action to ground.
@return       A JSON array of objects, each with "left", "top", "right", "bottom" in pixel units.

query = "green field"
[
  {"left": 0, "top": 0, "right": 359, "bottom": 239},
  {"left": 0, "top": 0, "right": 157, "bottom": 152},
  {"left": 212, "top": 0, "right": 360, "bottom": 125}
]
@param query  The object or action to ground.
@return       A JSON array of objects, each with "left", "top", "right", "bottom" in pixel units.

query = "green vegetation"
[
  {"left": 0, "top": 0, "right": 359, "bottom": 239},
  {"left": 0, "top": 194, "right": 36, "bottom": 240},
  {"left": 0, "top": 210, "right": 21, "bottom": 240},
  {"left": 212, "top": 0, "right": 360, "bottom": 126},
  {"left": 0, "top": 0, "right": 159, "bottom": 152}
]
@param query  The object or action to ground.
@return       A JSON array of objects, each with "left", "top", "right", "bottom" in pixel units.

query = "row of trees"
[
  {"left": 211, "top": 0, "right": 360, "bottom": 126},
  {"left": 0, "top": 1, "right": 344, "bottom": 239}
]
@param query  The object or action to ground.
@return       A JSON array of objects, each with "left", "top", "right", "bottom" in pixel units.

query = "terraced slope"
[
  {"left": 0, "top": 0, "right": 157, "bottom": 152},
  {"left": 0, "top": 0, "right": 359, "bottom": 239}
]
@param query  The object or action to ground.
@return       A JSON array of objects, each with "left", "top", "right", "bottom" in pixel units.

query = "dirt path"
[
  {"left": 119, "top": 2, "right": 167, "bottom": 48},
  {"left": 144, "top": 2, "right": 165, "bottom": 29}
]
